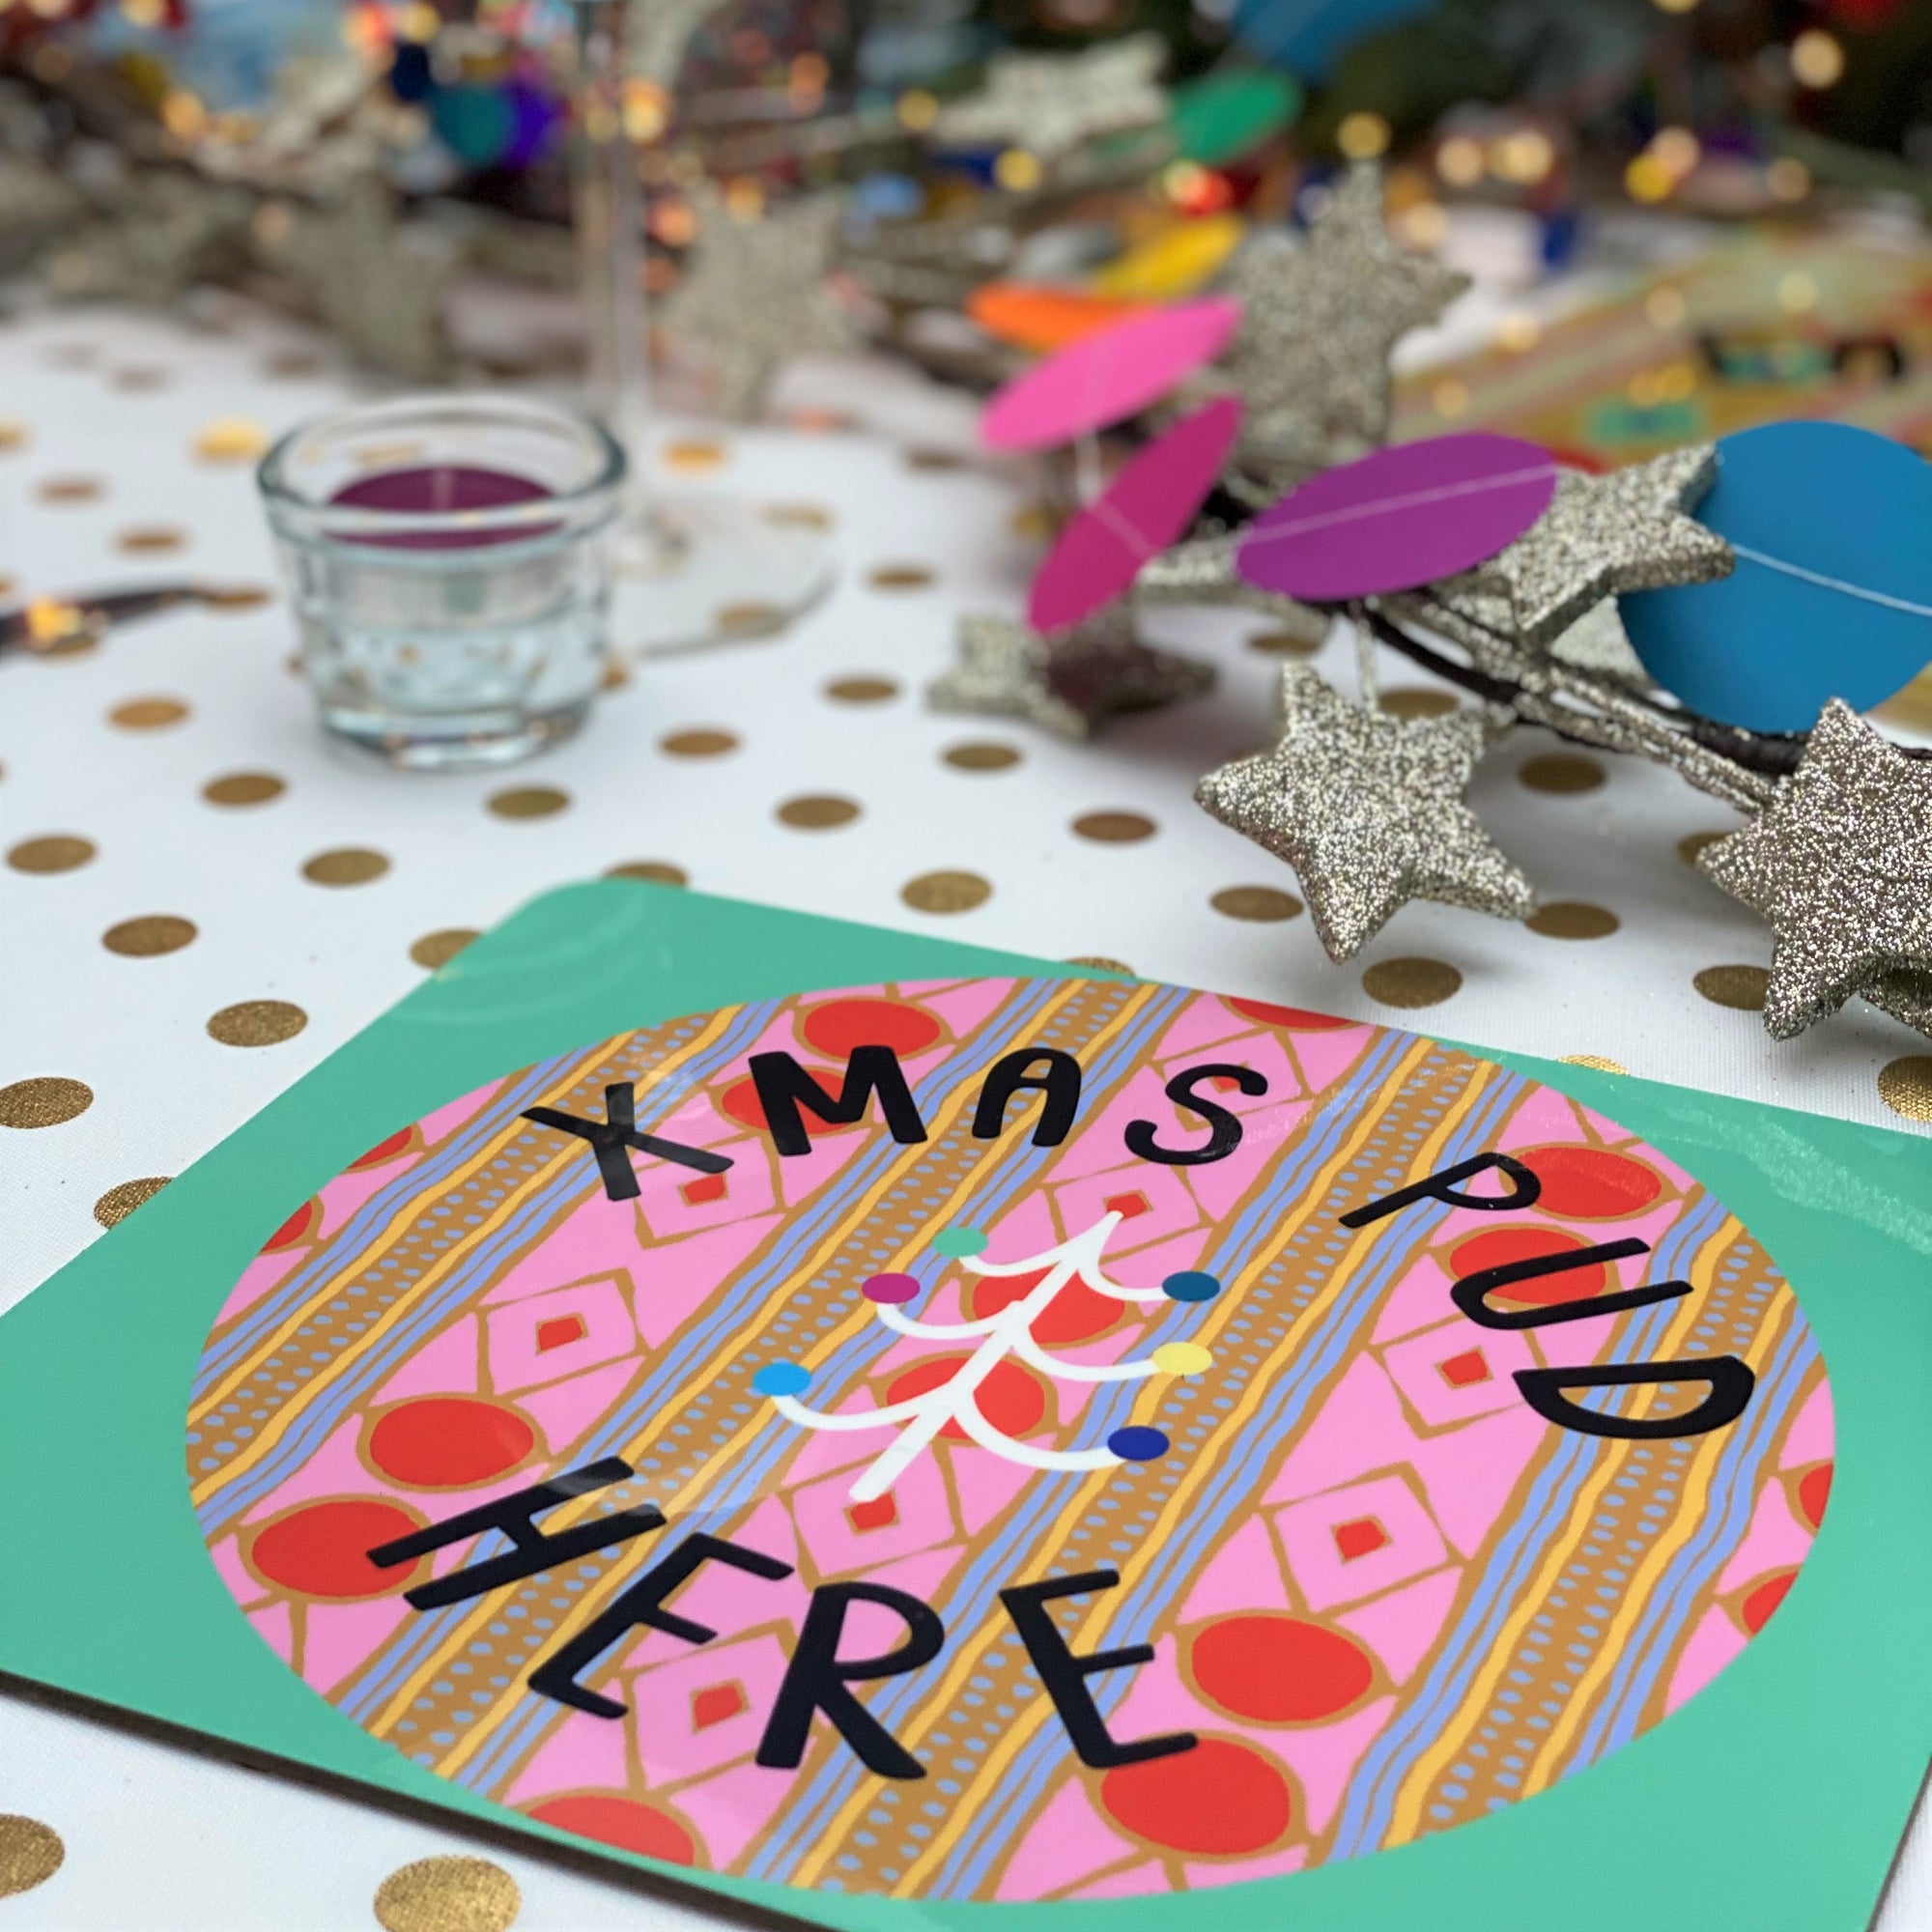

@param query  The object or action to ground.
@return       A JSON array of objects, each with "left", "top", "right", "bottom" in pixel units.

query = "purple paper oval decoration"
[
  {"left": 1235, "top": 432, "right": 1559, "bottom": 603},
  {"left": 980, "top": 298, "right": 1242, "bottom": 453},
  {"left": 1029, "top": 396, "right": 1244, "bottom": 634}
]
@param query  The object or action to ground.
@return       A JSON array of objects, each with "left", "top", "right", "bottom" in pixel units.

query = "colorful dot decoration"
[
  {"left": 928, "top": 1225, "right": 988, "bottom": 1258},
  {"left": 753, "top": 1362, "right": 812, "bottom": 1398},
  {"left": 862, "top": 1272, "right": 921, "bottom": 1304},
  {"left": 1107, "top": 1425, "right": 1171, "bottom": 1463},
  {"left": 1162, "top": 1270, "right": 1221, "bottom": 1303}
]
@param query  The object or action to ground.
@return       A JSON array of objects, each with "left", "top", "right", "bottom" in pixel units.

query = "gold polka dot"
[
  {"left": 1065, "top": 955, "right": 1136, "bottom": 977},
  {"left": 1379, "top": 687, "right": 1459, "bottom": 719},
  {"left": 825, "top": 675, "right": 898, "bottom": 704},
  {"left": 193, "top": 416, "right": 270, "bottom": 462},
  {"left": 764, "top": 501, "right": 835, "bottom": 530},
  {"left": 201, "top": 583, "right": 275, "bottom": 611},
  {"left": 486, "top": 786, "right": 571, "bottom": 820},
  {"left": 660, "top": 728, "right": 738, "bottom": 758},
  {"left": 1010, "top": 503, "right": 1062, "bottom": 542},
  {"left": 36, "top": 474, "right": 102, "bottom": 503},
  {"left": 109, "top": 365, "right": 169, "bottom": 392},
  {"left": 907, "top": 447, "right": 967, "bottom": 471},
  {"left": 1246, "top": 625, "right": 1324, "bottom": 657},
  {"left": 115, "top": 525, "right": 186, "bottom": 554},
  {"left": 1211, "top": 886, "right": 1304, "bottom": 922},
  {"left": 1072, "top": 810, "right": 1156, "bottom": 843},
  {"left": 103, "top": 914, "right": 196, "bottom": 956},
  {"left": 0, "top": 418, "right": 28, "bottom": 452},
  {"left": 1693, "top": 964, "right": 1768, "bottom": 1011},
  {"left": 410, "top": 928, "right": 479, "bottom": 969},
  {"left": 601, "top": 658, "right": 632, "bottom": 692},
  {"left": 1878, "top": 1056, "right": 1932, "bottom": 1122},
  {"left": 0, "top": 1077, "right": 93, "bottom": 1129},
  {"left": 607, "top": 860, "right": 689, "bottom": 886},
  {"left": 263, "top": 349, "right": 324, "bottom": 380},
  {"left": 1526, "top": 901, "right": 1620, "bottom": 940},
  {"left": 787, "top": 407, "right": 858, "bottom": 434},
  {"left": 715, "top": 601, "right": 785, "bottom": 637},
  {"left": 1678, "top": 830, "right": 1727, "bottom": 865},
  {"left": 777, "top": 794, "right": 861, "bottom": 829},
  {"left": 1561, "top": 1053, "right": 1628, "bottom": 1074},
  {"left": 1519, "top": 753, "right": 1605, "bottom": 795},
  {"left": 202, "top": 771, "right": 286, "bottom": 807},
  {"left": 902, "top": 869, "right": 992, "bottom": 915},
  {"left": 207, "top": 1000, "right": 308, "bottom": 1047},
  {"left": 94, "top": 1177, "right": 170, "bottom": 1227},
  {"left": 943, "top": 741, "right": 1022, "bottom": 772},
  {"left": 868, "top": 563, "right": 936, "bottom": 591},
  {"left": 373, "top": 1856, "right": 521, "bottom": 1932},
  {"left": 0, "top": 575, "right": 14, "bottom": 597},
  {"left": 663, "top": 439, "right": 728, "bottom": 471},
  {"left": 7, "top": 834, "right": 94, "bottom": 874},
  {"left": 0, "top": 1816, "right": 64, "bottom": 1898},
  {"left": 1362, "top": 956, "right": 1463, "bottom": 1008},
  {"left": 108, "top": 696, "right": 189, "bottom": 729},
  {"left": 302, "top": 847, "right": 390, "bottom": 887}
]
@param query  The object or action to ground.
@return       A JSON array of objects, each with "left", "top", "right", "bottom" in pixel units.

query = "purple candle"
[{"left": 328, "top": 464, "right": 558, "bottom": 549}]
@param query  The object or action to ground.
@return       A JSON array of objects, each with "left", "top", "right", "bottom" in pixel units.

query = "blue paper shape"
[{"left": 1620, "top": 421, "right": 1932, "bottom": 734}]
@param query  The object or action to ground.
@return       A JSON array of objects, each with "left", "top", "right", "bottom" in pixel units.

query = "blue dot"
[
  {"left": 753, "top": 1362, "right": 811, "bottom": 1397},
  {"left": 1162, "top": 1270, "right": 1221, "bottom": 1303},
  {"left": 1108, "top": 1426, "right": 1170, "bottom": 1463},
  {"left": 929, "top": 1226, "right": 988, "bottom": 1258}
]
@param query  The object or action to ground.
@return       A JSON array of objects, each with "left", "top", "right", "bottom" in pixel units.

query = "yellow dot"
[
  {"left": 1646, "top": 287, "right": 1688, "bottom": 328},
  {"left": 1649, "top": 127, "right": 1700, "bottom": 180},
  {"left": 1561, "top": 1053, "right": 1628, "bottom": 1075},
  {"left": 1435, "top": 135, "right": 1485, "bottom": 187},
  {"left": 1767, "top": 156, "right": 1811, "bottom": 202},
  {"left": 1625, "top": 154, "right": 1675, "bottom": 204},
  {"left": 1656, "top": 358, "right": 1699, "bottom": 402},
  {"left": 1431, "top": 380, "right": 1468, "bottom": 419},
  {"left": 373, "top": 1857, "right": 520, "bottom": 1932},
  {"left": 1496, "top": 311, "right": 1541, "bottom": 354},
  {"left": 1397, "top": 201, "right": 1448, "bottom": 248},
  {"left": 193, "top": 416, "right": 270, "bottom": 463},
  {"left": 1152, "top": 1342, "right": 1212, "bottom": 1377},
  {"left": 1652, "top": 0, "right": 1697, "bottom": 13},
  {"left": 897, "top": 89, "right": 939, "bottom": 131},
  {"left": 1777, "top": 271, "right": 1819, "bottom": 314},
  {"left": 1337, "top": 112, "right": 1391, "bottom": 161},
  {"left": 1790, "top": 29, "right": 1844, "bottom": 89},
  {"left": 995, "top": 149, "right": 1042, "bottom": 192},
  {"left": 1492, "top": 128, "right": 1554, "bottom": 185}
]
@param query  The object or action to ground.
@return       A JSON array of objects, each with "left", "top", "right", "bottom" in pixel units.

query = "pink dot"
[{"left": 863, "top": 1272, "right": 920, "bottom": 1305}]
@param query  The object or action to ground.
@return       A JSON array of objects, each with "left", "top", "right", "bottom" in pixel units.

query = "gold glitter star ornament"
[
  {"left": 1698, "top": 700, "right": 1932, "bottom": 1040},
  {"left": 1196, "top": 666, "right": 1536, "bottom": 958},
  {"left": 931, "top": 34, "right": 1169, "bottom": 163}
]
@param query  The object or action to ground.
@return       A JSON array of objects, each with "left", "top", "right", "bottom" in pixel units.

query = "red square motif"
[
  {"left": 1436, "top": 1348, "right": 1492, "bottom": 1388},
  {"left": 846, "top": 1493, "right": 899, "bottom": 1533},
  {"left": 1332, "top": 1516, "right": 1390, "bottom": 1563},
  {"left": 681, "top": 1172, "right": 728, "bottom": 1206},
  {"left": 1102, "top": 1190, "right": 1151, "bottom": 1220},
  {"left": 535, "top": 1314, "right": 586, "bottom": 1353},
  {"left": 690, "top": 1681, "right": 749, "bottom": 1732}
]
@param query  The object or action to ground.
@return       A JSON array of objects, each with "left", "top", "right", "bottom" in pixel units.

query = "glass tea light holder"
[{"left": 258, "top": 394, "right": 624, "bottom": 770}]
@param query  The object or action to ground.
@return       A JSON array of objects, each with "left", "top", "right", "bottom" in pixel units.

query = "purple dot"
[
  {"left": 1107, "top": 1426, "right": 1170, "bottom": 1463},
  {"left": 863, "top": 1272, "right": 921, "bottom": 1305}
]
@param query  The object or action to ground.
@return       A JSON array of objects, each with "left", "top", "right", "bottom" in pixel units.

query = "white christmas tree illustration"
[{"left": 753, "top": 1209, "right": 1221, "bottom": 1501}]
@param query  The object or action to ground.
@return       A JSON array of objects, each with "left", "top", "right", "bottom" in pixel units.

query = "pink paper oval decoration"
[
  {"left": 1235, "top": 432, "right": 1560, "bottom": 603},
  {"left": 981, "top": 297, "right": 1242, "bottom": 453},
  {"left": 1029, "top": 396, "right": 1243, "bottom": 633}
]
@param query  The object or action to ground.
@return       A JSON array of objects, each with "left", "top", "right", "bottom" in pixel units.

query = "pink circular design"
[
  {"left": 1028, "top": 397, "right": 1243, "bottom": 634},
  {"left": 862, "top": 1272, "right": 921, "bottom": 1304},
  {"left": 1235, "top": 432, "right": 1559, "bottom": 602},
  {"left": 980, "top": 298, "right": 1242, "bottom": 453}
]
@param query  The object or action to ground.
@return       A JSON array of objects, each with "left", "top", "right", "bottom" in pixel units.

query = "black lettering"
[
  {"left": 524, "top": 1082, "right": 731, "bottom": 1202},
  {"left": 1124, "top": 1063, "right": 1264, "bottom": 1167},
  {"left": 1339, "top": 1151, "right": 1540, "bottom": 1229},
  {"left": 755, "top": 1581, "right": 944, "bottom": 1778},
  {"left": 1000, "top": 1570, "right": 1195, "bottom": 1769},
  {"left": 368, "top": 1459, "right": 665, "bottom": 1610},
  {"left": 974, "top": 1049, "right": 1082, "bottom": 1147},
  {"left": 749, "top": 1047, "right": 927, "bottom": 1158},
  {"left": 529, "top": 1534, "right": 793, "bottom": 1719},
  {"left": 1514, "top": 1357, "right": 1755, "bottom": 1440},
  {"left": 1452, "top": 1237, "right": 1690, "bottom": 1330}
]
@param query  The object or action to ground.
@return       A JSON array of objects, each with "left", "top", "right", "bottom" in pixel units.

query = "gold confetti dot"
[
  {"left": 902, "top": 869, "right": 991, "bottom": 915},
  {"left": 777, "top": 794, "right": 861, "bottom": 829},
  {"left": 115, "top": 526, "right": 186, "bottom": 554},
  {"left": 373, "top": 1857, "right": 521, "bottom": 1932},
  {"left": 94, "top": 1177, "right": 170, "bottom": 1227},
  {"left": 943, "top": 742, "right": 1022, "bottom": 772},
  {"left": 907, "top": 447, "right": 967, "bottom": 471},
  {"left": 601, "top": 658, "right": 632, "bottom": 693},
  {"left": 0, "top": 419, "right": 29, "bottom": 452},
  {"left": 0, "top": 1817, "right": 64, "bottom": 1898},
  {"left": 714, "top": 601, "right": 785, "bottom": 638},
  {"left": 1519, "top": 753, "right": 1606, "bottom": 795},
  {"left": 1064, "top": 955, "right": 1135, "bottom": 977},
  {"left": 263, "top": 349, "right": 324, "bottom": 380},
  {"left": 1561, "top": 1053, "right": 1628, "bottom": 1074},
  {"left": 193, "top": 416, "right": 270, "bottom": 462},
  {"left": 1009, "top": 503, "right": 1062, "bottom": 542},
  {"left": 660, "top": 728, "right": 739, "bottom": 758},
  {"left": 868, "top": 563, "right": 936, "bottom": 591},
  {"left": 1878, "top": 1056, "right": 1932, "bottom": 1122},
  {"left": 201, "top": 583, "right": 274, "bottom": 611},
  {"left": 302, "top": 847, "right": 390, "bottom": 887},
  {"left": 109, "top": 365, "right": 169, "bottom": 392},
  {"left": 607, "top": 860, "right": 688, "bottom": 886},
  {"left": 662, "top": 439, "right": 728, "bottom": 471},
  {"left": 36, "top": 474, "right": 103, "bottom": 503},
  {"left": 1362, "top": 956, "right": 1463, "bottom": 1008},
  {"left": 1526, "top": 901, "right": 1620, "bottom": 940},
  {"left": 410, "top": 928, "right": 479, "bottom": 969},
  {"left": 7, "top": 835, "right": 94, "bottom": 874},
  {"left": 825, "top": 675, "right": 898, "bottom": 704},
  {"left": 1211, "top": 886, "right": 1304, "bottom": 923},
  {"left": 202, "top": 771, "right": 285, "bottom": 807},
  {"left": 1693, "top": 964, "right": 1769, "bottom": 1011},
  {"left": 103, "top": 914, "right": 196, "bottom": 956},
  {"left": 1379, "top": 687, "right": 1460, "bottom": 720},
  {"left": 108, "top": 696, "right": 189, "bottom": 729},
  {"left": 764, "top": 501, "right": 835, "bottom": 530},
  {"left": 487, "top": 786, "right": 570, "bottom": 820},
  {"left": 1072, "top": 810, "right": 1156, "bottom": 843},
  {"left": 1246, "top": 626, "right": 1324, "bottom": 657},
  {"left": 1677, "top": 830, "right": 1727, "bottom": 865},
  {"left": 207, "top": 1001, "right": 307, "bottom": 1047},
  {"left": 0, "top": 1077, "right": 93, "bottom": 1129}
]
